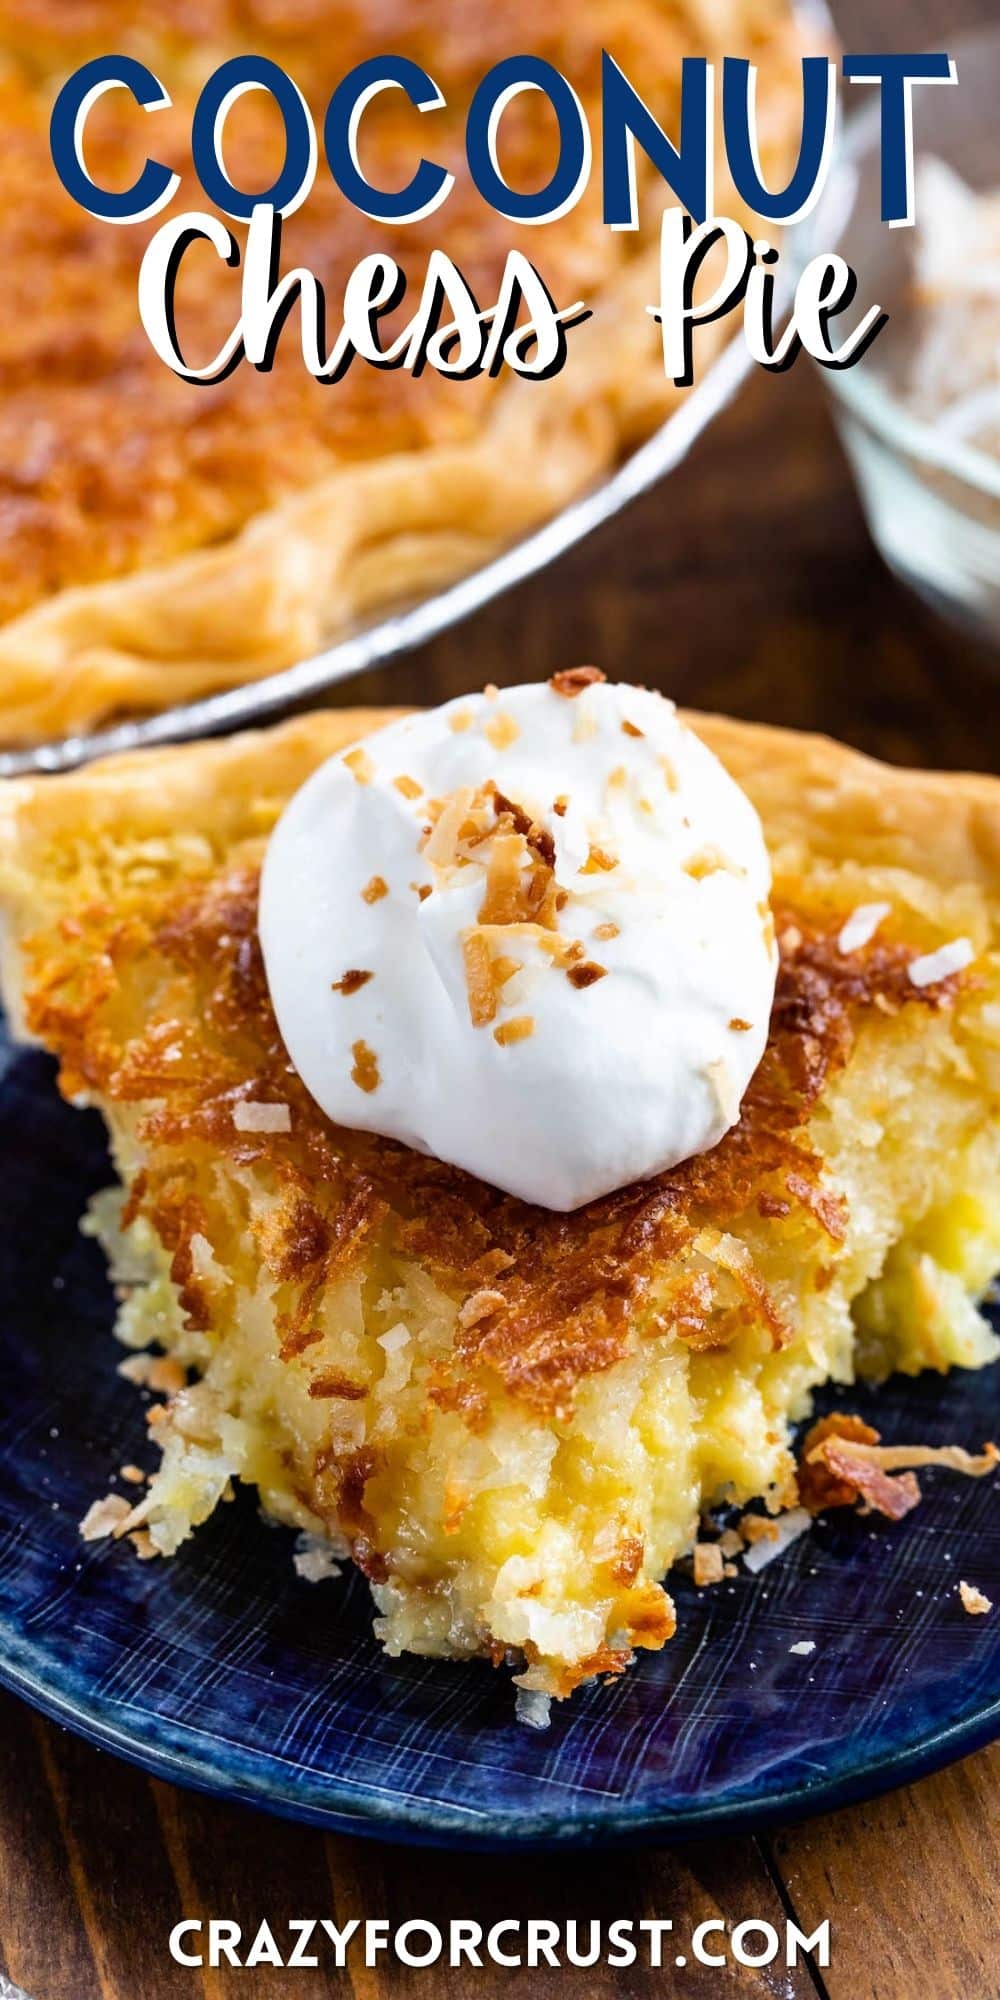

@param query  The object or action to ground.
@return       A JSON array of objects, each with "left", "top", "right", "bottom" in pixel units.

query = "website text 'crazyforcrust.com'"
[{"left": 168, "top": 1915, "right": 832, "bottom": 1972}]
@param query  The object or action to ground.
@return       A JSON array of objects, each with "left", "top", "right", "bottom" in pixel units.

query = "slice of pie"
[
  {"left": 0, "top": 0, "right": 807, "bottom": 741},
  {"left": 0, "top": 699, "right": 998, "bottom": 1708}
]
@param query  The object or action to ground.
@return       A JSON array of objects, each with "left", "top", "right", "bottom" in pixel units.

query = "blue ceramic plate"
[{"left": 0, "top": 1017, "right": 997, "bottom": 1847}]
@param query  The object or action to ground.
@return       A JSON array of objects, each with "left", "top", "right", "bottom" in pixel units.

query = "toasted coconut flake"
[
  {"left": 908, "top": 937, "right": 974, "bottom": 987},
  {"left": 492, "top": 789, "right": 556, "bottom": 871},
  {"left": 959, "top": 1580, "right": 992, "bottom": 1616},
  {"left": 308, "top": 1370, "right": 366, "bottom": 1400},
  {"left": 553, "top": 794, "right": 569, "bottom": 816},
  {"left": 798, "top": 1413, "right": 879, "bottom": 1512},
  {"left": 111, "top": 1487, "right": 154, "bottom": 1535},
  {"left": 567, "top": 961, "right": 607, "bottom": 990},
  {"left": 549, "top": 666, "right": 605, "bottom": 698},
  {"left": 494, "top": 1015, "right": 535, "bottom": 1046},
  {"left": 537, "top": 933, "right": 581, "bottom": 967},
  {"left": 659, "top": 755, "right": 679, "bottom": 791},
  {"left": 719, "top": 1527, "right": 745, "bottom": 1558},
  {"left": 729, "top": 1017, "right": 752, "bottom": 1032},
  {"left": 331, "top": 968, "right": 373, "bottom": 996},
  {"left": 758, "top": 1191, "right": 791, "bottom": 1219},
  {"left": 343, "top": 747, "right": 374, "bottom": 785},
  {"left": 490, "top": 954, "right": 521, "bottom": 992},
  {"left": 118, "top": 1352, "right": 187, "bottom": 1394},
  {"left": 421, "top": 785, "right": 476, "bottom": 869},
  {"left": 462, "top": 931, "right": 497, "bottom": 1027},
  {"left": 530, "top": 823, "right": 557, "bottom": 871},
  {"left": 739, "top": 1513, "right": 780, "bottom": 1545},
  {"left": 232, "top": 1100, "right": 291, "bottom": 1133},
  {"left": 832, "top": 1441, "right": 998, "bottom": 1477},
  {"left": 361, "top": 874, "right": 388, "bottom": 904},
  {"left": 151, "top": 1356, "right": 187, "bottom": 1393},
  {"left": 478, "top": 832, "right": 531, "bottom": 926},
  {"left": 80, "top": 1493, "right": 131, "bottom": 1541},
  {"left": 130, "top": 1529, "right": 159, "bottom": 1560},
  {"left": 458, "top": 1288, "right": 506, "bottom": 1330},
  {"left": 804, "top": 1433, "right": 920, "bottom": 1521},
  {"left": 594, "top": 922, "right": 620, "bottom": 941},
  {"left": 120, "top": 1464, "right": 146, "bottom": 1485},
  {"left": 684, "top": 846, "right": 743, "bottom": 882},
  {"left": 531, "top": 862, "right": 563, "bottom": 931},
  {"left": 693, "top": 1541, "right": 725, "bottom": 1586},
  {"left": 837, "top": 902, "right": 891, "bottom": 955},
  {"left": 609, "top": 1533, "right": 644, "bottom": 1585},
  {"left": 350, "top": 1040, "right": 380, "bottom": 1094},
  {"left": 484, "top": 711, "right": 520, "bottom": 750},
  {"left": 525, "top": 861, "right": 561, "bottom": 931},
  {"left": 742, "top": 1508, "right": 811, "bottom": 1573},
  {"left": 393, "top": 774, "right": 422, "bottom": 799},
  {"left": 802, "top": 1416, "right": 996, "bottom": 1519},
  {"left": 582, "top": 844, "right": 617, "bottom": 874},
  {"left": 622, "top": 719, "right": 644, "bottom": 738}
]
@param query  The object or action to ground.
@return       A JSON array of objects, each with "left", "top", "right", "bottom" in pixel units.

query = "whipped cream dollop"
[{"left": 259, "top": 675, "right": 778, "bottom": 1210}]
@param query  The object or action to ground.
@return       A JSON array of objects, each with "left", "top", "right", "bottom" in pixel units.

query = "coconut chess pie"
[
  {"left": 0, "top": 685, "right": 997, "bottom": 1708},
  {"left": 0, "top": 0, "right": 806, "bottom": 742}
]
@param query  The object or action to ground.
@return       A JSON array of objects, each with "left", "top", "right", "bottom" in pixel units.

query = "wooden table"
[{"left": 2, "top": 0, "right": 998, "bottom": 1989}]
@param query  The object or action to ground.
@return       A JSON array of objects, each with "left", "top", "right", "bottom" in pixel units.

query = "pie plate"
[{"left": 0, "top": 1016, "right": 997, "bottom": 1847}]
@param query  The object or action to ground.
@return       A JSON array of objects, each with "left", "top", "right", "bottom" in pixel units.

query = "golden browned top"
[
  {"left": 0, "top": 0, "right": 800, "bottom": 625},
  {"left": 20, "top": 858, "right": 962, "bottom": 1418},
  {"left": 1, "top": 702, "right": 994, "bottom": 1417}
]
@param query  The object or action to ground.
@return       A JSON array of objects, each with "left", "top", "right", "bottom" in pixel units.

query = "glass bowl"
[{"left": 803, "top": 24, "right": 1000, "bottom": 651}]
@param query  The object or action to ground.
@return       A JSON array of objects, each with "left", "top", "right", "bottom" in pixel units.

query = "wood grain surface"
[
  {"left": 1, "top": 1703, "right": 997, "bottom": 2000},
  {"left": 1, "top": 0, "right": 997, "bottom": 1993}
]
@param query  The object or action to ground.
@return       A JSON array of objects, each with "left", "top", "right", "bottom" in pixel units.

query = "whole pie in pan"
[
  {"left": 0, "top": 690, "right": 997, "bottom": 1709},
  {"left": 0, "top": 0, "right": 806, "bottom": 741}
]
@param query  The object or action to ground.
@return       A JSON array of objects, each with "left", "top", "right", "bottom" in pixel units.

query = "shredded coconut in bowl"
[{"left": 908, "top": 161, "right": 1000, "bottom": 458}]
